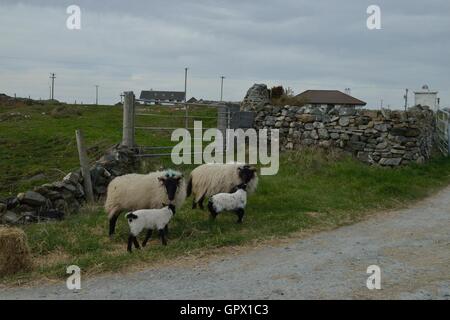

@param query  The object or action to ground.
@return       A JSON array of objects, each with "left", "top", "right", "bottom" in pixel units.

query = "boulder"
[
  {"left": 379, "top": 158, "right": 402, "bottom": 166},
  {"left": 17, "top": 191, "right": 47, "bottom": 207}
]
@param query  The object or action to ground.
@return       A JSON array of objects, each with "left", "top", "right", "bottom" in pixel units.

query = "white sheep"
[
  {"left": 104, "top": 169, "right": 186, "bottom": 236},
  {"left": 208, "top": 183, "right": 247, "bottom": 223},
  {"left": 125, "top": 204, "right": 176, "bottom": 252},
  {"left": 187, "top": 163, "right": 258, "bottom": 210}
]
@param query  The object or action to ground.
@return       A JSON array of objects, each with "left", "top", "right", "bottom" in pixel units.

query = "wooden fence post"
[
  {"left": 76, "top": 129, "right": 94, "bottom": 203},
  {"left": 122, "top": 91, "right": 135, "bottom": 147}
]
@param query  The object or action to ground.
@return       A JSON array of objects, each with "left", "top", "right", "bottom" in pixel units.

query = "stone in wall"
[
  {"left": 254, "top": 104, "right": 434, "bottom": 167},
  {"left": 241, "top": 84, "right": 270, "bottom": 111}
]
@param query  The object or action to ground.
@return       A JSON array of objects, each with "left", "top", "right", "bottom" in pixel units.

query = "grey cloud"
[{"left": 0, "top": 0, "right": 448, "bottom": 107}]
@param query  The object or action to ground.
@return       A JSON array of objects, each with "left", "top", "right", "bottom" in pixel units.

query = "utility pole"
[
  {"left": 403, "top": 88, "right": 408, "bottom": 111},
  {"left": 50, "top": 73, "right": 56, "bottom": 100},
  {"left": 220, "top": 76, "right": 225, "bottom": 102},
  {"left": 95, "top": 85, "right": 99, "bottom": 105},
  {"left": 184, "top": 67, "right": 188, "bottom": 102},
  {"left": 184, "top": 67, "right": 189, "bottom": 129}
]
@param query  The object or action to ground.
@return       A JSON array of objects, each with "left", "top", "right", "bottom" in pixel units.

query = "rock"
[
  {"left": 297, "top": 114, "right": 315, "bottom": 123},
  {"left": 1, "top": 211, "right": 19, "bottom": 224},
  {"left": 17, "top": 191, "right": 47, "bottom": 207},
  {"left": 391, "top": 127, "right": 420, "bottom": 137},
  {"left": 330, "top": 132, "right": 340, "bottom": 140},
  {"left": 338, "top": 106, "right": 356, "bottom": 116},
  {"left": 318, "top": 128, "right": 329, "bottom": 139},
  {"left": 241, "top": 84, "right": 270, "bottom": 111},
  {"left": 339, "top": 117, "right": 350, "bottom": 127},
  {"left": 379, "top": 158, "right": 402, "bottom": 166},
  {"left": 63, "top": 172, "right": 81, "bottom": 184},
  {"left": 374, "top": 124, "right": 388, "bottom": 132}
]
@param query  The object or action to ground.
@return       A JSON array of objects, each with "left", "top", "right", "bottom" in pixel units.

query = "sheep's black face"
[
  {"left": 238, "top": 166, "right": 256, "bottom": 184},
  {"left": 159, "top": 176, "right": 181, "bottom": 201}
]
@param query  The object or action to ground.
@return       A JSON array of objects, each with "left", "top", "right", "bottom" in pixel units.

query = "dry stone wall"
[
  {"left": 254, "top": 104, "right": 434, "bottom": 166},
  {"left": 0, "top": 145, "right": 138, "bottom": 225}
]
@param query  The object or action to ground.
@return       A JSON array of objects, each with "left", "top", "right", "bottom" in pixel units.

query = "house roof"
[
  {"left": 295, "top": 90, "right": 366, "bottom": 106},
  {"left": 187, "top": 97, "right": 198, "bottom": 103},
  {"left": 139, "top": 90, "right": 185, "bottom": 101}
]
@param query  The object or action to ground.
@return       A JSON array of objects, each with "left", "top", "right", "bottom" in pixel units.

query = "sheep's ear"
[{"left": 158, "top": 177, "right": 165, "bottom": 183}]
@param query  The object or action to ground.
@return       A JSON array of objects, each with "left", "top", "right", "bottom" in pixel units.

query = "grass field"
[{"left": 2, "top": 102, "right": 450, "bottom": 285}]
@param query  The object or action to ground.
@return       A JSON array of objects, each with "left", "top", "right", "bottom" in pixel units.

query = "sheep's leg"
[
  {"left": 133, "top": 236, "right": 141, "bottom": 249},
  {"left": 108, "top": 207, "right": 121, "bottom": 237},
  {"left": 164, "top": 225, "right": 169, "bottom": 237},
  {"left": 208, "top": 201, "right": 218, "bottom": 220},
  {"left": 235, "top": 208, "right": 245, "bottom": 224},
  {"left": 142, "top": 229, "right": 153, "bottom": 247},
  {"left": 192, "top": 199, "right": 197, "bottom": 209},
  {"left": 198, "top": 194, "right": 206, "bottom": 210},
  {"left": 127, "top": 235, "right": 134, "bottom": 252},
  {"left": 158, "top": 229, "right": 167, "bottom": 246}
]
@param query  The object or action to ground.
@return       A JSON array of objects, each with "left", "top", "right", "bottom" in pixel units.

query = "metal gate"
[
  {"left": 436, "top": 109, "right": 450, "bottom": 156},
  {"left": 132, "top": 100, "right": 254, "bottom": 158}
]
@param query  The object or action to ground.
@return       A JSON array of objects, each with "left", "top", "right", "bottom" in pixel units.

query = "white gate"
[{"left": 436, "top": 109, "right": 450, "bottom": 156}]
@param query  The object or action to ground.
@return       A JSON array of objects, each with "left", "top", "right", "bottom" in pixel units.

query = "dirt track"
[{"left": 1, "top": 187, "right": 450, "bottom": 300}]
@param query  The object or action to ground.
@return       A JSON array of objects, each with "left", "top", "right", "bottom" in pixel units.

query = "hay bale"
[{"left": 0, "top": 226, "right": 33, "bottom": 276}]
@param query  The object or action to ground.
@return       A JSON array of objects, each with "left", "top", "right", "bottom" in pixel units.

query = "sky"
[{"left": 0, "top": 0, "right": 449, "bottom": 108}]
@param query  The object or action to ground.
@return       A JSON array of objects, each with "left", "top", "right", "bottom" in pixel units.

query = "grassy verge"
[{"left": 3, "top": 149, "right": 450, "bottom": 285}]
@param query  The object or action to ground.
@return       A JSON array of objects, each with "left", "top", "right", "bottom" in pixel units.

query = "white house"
[{"left": 414, "top": 85, "right": 439, "bottom": 112}]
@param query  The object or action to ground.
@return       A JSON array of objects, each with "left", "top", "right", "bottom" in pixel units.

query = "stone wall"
[
  {"left": 0, "top": 145, "right": 138, "bottom": 224},
  {"left": 254, "top": 104, "right": 434, "bottom": 166}
]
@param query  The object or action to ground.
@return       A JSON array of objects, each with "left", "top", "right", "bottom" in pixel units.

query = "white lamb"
[
  {"left": 207, "top": 183, "right": 247, "bottom": 223},
  {"left": 125, "top": 204, "right": 176, "bottom": 252},
  {"left": 187, "top": 163, "right": 258, "bottom": 210},
  {"left": 105, "top": 169, "right": 186, "bottom": 236}
]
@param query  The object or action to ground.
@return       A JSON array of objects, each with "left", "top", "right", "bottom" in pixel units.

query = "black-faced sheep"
[
  {"left": 187, "top": 163, "right": 258, "bottom": 210},
  {"left": 104, "top": 169, "right": 186, "bottom": 236},
  {"left": 125, "top": 204, "right": 176, "bottom": 252},
  {"left": 208, "top": 183, "right": 247, "bottom": 223}
]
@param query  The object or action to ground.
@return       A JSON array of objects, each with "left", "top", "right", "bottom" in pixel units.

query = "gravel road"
[{"left": 1, "top": 187, "right": 450, "bottom": 300}]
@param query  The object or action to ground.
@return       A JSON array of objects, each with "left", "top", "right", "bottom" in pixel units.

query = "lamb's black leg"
[
  {"left": 192, "top": 199, "right": 197, "bottom": 209},
  {"left": 198, "top": 194, "right": 206, "bottom": 210},
  {"left": 109, "top": 215, "right": 119, "bottom": 236},
  {"left": 208, "top": 201, "right": 218, "bottom": 220},
  {"left": 164, "top": 225, "right": 169, "bottom": 237},
  {"left": 133, "top": 236, "right": 141, "bottom": 249},
  {"left": 158, "top": 229, "right": 167, "bottom": 246},
  {"left": 235, "top": 208, "right": 245, "bottom": 224},
  {"left": 142, "top": 229, "right": 153, "bottom": 247},
  {"left": 127, "top": 235, "right": 134, "bottom": 252}
]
